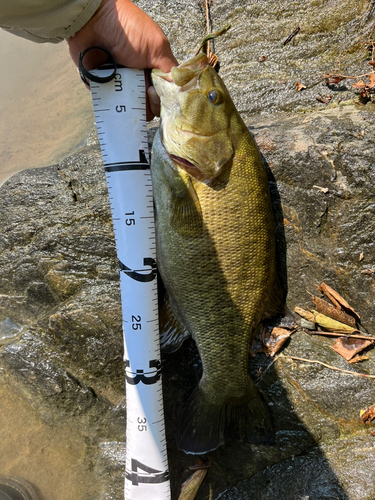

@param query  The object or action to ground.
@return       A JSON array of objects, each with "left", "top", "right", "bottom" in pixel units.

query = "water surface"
[
  {"left": 0, "top": 372, "right": 98, "bottom": 500},
  {"left": 0, "top": 29, "right": 94, "bottom": 186}
]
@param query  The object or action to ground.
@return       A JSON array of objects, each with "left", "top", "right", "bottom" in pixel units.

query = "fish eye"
[{"left": 207, "top": 89, "right": 220, "bottom": 104}]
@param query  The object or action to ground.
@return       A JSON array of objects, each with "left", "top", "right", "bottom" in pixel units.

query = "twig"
[
  {"left": 255, "top": 357, "right": 278, "bottom": 384},
  {"left": 205, "top": 0, "right": 211, "bottom": 55},
  {"left": 279, "top": 354, "right": 375, "bottom": 379},
  {"left": 324, "top": 72, "right": 375, "bottom": 81},
  {"left": 306, "top": 331, "right": 375, "bottom": 342},
  {"left": 283, "top": 27, "right": 300, "bottom": 46}
]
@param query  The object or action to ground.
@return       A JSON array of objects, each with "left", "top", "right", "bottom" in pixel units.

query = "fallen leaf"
[
  {"left": 368, "top": 61, "right": 375, "bottom": 67},
  {"left": 360, "top": 88, "right": 371, "bottom": 100},
  {"left": 263, "top": 327, "right": 292, "bottom": 357},
  {"left": 312, "top": 310, "right": 358, "bottom": 334},
  {"left": 360, "top": 404, "right": 375, "bottom": 424},
  {"left": 325, "top": 76, "right": 345, "bottom": 85},
  {"left": 316, "top": 94, "right": 331, "bottom": 103},
  {"left": 359, "top": 252, "right": 364, "bottom": 262},
  {"left": 296, "top": 82, "right": 306, "bottom": 91},
  {"left": 317, "top": 282, "right": 361, "bottom": 322},
  {"left": 369, "top": 73, "right": 375, "bottom": 87},
  {"left": 312, "top": 296, "right": 356, "bottom": 328},
  {"left": 331, "top": 337, "right": 372, "bottom": 361},
  {"left": 294, "top": 306, "right": 315, "bottom": 323},
  {"left": 371, "top": 430, "right": 375, "bottom": 436},
  {"left": 348, "top": 354, "right": 369, "bottom": 364},
  {"left": 178, "top": 468, "right": 208, "bottom": 500},
  {"left": 352, "top": 79, "right": 366, "bottom": 89}
]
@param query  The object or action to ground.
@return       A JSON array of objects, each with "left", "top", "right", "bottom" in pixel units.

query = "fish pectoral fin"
[
  {"left": 170, "top": 177, "right": 203, "bottom": 236},
  {"left": 177, "top": 380, "right": 275, "bottom": 455},
  {"left": 160, "top": 296, "right": 190, "bottom": 353}
]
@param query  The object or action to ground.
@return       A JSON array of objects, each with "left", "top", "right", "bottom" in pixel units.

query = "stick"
[
  {"left": 279, "top": 355, "right": 375, "bottom": 379},
  {"left": 306, "top": 331, "right": 375, "bottom": 342},
  {"left": 205, "top": 0, "right": 211, "bottom": 55}
]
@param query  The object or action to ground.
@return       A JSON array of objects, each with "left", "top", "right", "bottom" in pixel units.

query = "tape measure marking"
[{"left": 89, "top": 66, "right": 171, "bottom": 500}]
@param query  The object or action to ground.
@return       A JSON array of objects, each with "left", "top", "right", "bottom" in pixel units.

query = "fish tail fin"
[{"left": 177, "top": 381, "right": 274, "bottom": 455}]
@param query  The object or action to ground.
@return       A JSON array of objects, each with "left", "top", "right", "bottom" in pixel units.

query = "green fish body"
[{"left": 151, "top": 53, "right": 284, "bottom": 454}]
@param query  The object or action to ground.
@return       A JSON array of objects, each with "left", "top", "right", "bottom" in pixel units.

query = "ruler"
[{"left": 89, "top": 67, "right": 170, "bottom": 500}]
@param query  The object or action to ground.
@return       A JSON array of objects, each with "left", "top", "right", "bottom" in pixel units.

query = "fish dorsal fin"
[
  {"left": 160, "top": 296, "right": 191, "bottom": 353},
  {"left": 170, "top": 174, "right": 203, "bottom": 236}
]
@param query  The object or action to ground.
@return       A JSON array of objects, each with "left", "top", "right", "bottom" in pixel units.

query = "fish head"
[{"left": 152, "top": 53, "right": 236, "bottom": 181}]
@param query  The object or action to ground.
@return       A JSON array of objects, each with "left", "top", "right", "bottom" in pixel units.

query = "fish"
[{"left": 150, "top": 53, "right": 285, "bottom": 455}]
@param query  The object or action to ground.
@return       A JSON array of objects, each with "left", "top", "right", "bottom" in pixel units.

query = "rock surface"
[{"left": 0, "top": 0, "right": 375, "bottom": 499}]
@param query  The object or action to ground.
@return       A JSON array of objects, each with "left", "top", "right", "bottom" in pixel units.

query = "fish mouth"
[{"left": 169, "top": 154, "right": 211, "bottom": 182}]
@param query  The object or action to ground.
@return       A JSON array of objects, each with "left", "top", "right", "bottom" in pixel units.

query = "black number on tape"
[
  {"left": 119, "top": 258, "right": 156, "bottom": 282},
  {"left": 126, "top": 459, "right": 169, "bottom": 486},
  {"left": 125, "top": 359, "right": 161, "bottom": 386}
]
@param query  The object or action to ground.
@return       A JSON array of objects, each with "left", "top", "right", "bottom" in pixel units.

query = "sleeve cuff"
[{"left": 0, "top": 0, "right": 102, "bottom": 44}]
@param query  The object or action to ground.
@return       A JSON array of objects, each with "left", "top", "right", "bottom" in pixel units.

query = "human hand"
[{"left": 67, "top": 0, "right": 178, "bottom": 120}]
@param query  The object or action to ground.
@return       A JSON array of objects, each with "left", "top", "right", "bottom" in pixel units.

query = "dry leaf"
[
  {"left": 348, "top": 354, "right": 369, "bottom": 364},
  {"left": 296, "top": 82, "right": 306, "bottom": 91},
  {"left": 360, "top": 404, "right": 375, "bottom": 424},
  {"left": 312, "top": 296, "right": 356, "bottom": 328},
  {"left": 294, "top": 306, "right": 315, "bottom": 323},
  {"left": 368, "top": 61, "right": 375, "bottom": 67},
  {"left": 360, "top": 89, "right": 371, "bottom": 100},
  {"left": 178, "top": 468, "right": 208, "bottom": 500},
  {"left": 263, "top": 327, "right": 292, "bottom": 357},
  {"left": 325, "top": 76, "right": 345, "bottom": 85},
  {"left": 317, "top": 282, "right": 361, "bottom": 322},
  {"left": 331, "top": 337, "right": 372, "bottom": 361},
  {"left": 316, "top": 94, "right": 331, "bottom": 103},
  {"left": 352, "top": 79, "right": 366, "bottom": 89},
  {"left": 369, "top": 73, "right": 375, "bottom": 87},
  {"left": 359, "top": 252, "right": 364, "bottom": 262},
  {"left": 312, "top": 310, "right": 358, "bottom": 334}
]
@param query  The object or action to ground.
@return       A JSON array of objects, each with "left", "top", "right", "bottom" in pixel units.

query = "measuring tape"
[{"left": 85, "top": 57, "right": 170, "bottom": 500}]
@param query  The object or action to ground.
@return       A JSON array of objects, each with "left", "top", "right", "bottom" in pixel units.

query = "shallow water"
[
  {"left": 0, "top": 29, "right": 94, "bottom": 187},
  {"left": 0, "top": 372, "right": 98, "bottom": 500},
  {"left": 0, "top": 28, "right": 98, "bottom": 498}
]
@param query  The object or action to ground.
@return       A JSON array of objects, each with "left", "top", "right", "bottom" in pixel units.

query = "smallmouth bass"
[{"left": 151, "top": 53, "right": 284, "bottom": 454}]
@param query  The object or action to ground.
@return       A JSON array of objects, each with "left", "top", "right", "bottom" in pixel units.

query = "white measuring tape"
[{"left": 87, "top": 63, "right": 171, "bottom": 500}]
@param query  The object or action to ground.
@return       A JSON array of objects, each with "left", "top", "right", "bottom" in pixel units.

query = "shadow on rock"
[{"left": 162, "top": 339, "right": 354, "bottom": 500}]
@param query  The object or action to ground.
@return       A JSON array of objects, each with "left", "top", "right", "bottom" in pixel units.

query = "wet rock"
[{"left": 0, "top": 317, "right": 22, "bottom": 340}]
